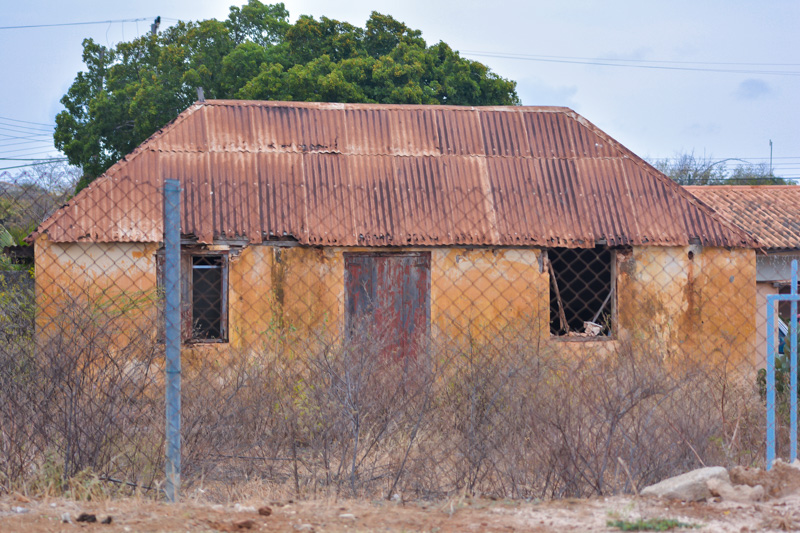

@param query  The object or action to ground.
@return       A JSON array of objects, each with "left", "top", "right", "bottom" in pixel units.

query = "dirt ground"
[{"left": 2, "top": 490, "right": 800, "bottom": 533}]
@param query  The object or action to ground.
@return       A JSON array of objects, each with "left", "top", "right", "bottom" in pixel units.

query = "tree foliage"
[
  {"left": 651, "top": 152, "right": 794, "bottom": 186},
  {"left": 54, "top": 2, "right": 519, "bottom": 189}
]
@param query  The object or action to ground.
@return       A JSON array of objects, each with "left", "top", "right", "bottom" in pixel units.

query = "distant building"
[{"left": 687, "top": 185, "right": 800, "bottom": 362}]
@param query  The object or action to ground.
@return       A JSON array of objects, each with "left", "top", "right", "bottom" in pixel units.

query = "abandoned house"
[
  {"left": 32, "top": 100, "right": 757, "bottom": 364},
  {"left": 687, "top": 185, "right": 800, "bottom": 361}
]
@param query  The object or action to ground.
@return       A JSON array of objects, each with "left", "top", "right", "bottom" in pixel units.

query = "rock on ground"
[{"left": 641, "top": 466, "right": 729, "bottom": 501}]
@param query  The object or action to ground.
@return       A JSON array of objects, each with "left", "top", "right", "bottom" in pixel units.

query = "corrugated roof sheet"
[
  {"left": 35, "top": 100, "right": 753, "bottom": 248},
  {"left": 686, "top": 185, "right": 800, "bottom": 251}
]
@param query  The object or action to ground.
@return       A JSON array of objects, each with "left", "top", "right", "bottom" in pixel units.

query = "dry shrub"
[
  {"left": 0, "top": 293, "right": 164, "bottom": 496},
  {"left": 177, "top": 324, "right": 765, "bottom": 501},
  {"left": 0, "top": 294, "right": 766, "bottom": 502}
]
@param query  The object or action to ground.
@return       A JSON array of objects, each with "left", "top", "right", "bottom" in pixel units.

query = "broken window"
[
  {"left": 157, "top": 250, "right": 229, "bottom": 343},
  {"left": 547, "top": 247, "right": 615, "bottom": 337},
  {"left": 344, "top": 252, "right": 431, "bottom": 358}
]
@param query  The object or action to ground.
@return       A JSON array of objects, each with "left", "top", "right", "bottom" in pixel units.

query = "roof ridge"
[{"left": 200, "top": 98, "right": 573, "bottom": 113}]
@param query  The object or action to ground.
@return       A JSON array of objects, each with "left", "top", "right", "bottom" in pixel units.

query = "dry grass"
[{"left": 0, "top": 295, "right": 768, "bottom": 503}]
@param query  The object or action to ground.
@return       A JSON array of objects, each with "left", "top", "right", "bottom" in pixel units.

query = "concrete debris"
[
  {"left": 707, "top": 477, "right": 765, "bottom": 503},
  {"left": 731, "top": 459, "right": 800, "bottom": 498},
  {"left": 641, "top": 466, "right": 730, "bottom": 501}
]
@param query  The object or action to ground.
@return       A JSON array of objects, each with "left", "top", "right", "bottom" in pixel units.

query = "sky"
[{"left": 1, "top": 0, "right": 798, "bottom": 179}]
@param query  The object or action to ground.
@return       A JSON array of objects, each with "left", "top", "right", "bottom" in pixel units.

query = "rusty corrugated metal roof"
[
  {"left": 686, "top": 185, "right": 800, "bottom": 250},
  {"left": 34, "top": 100, "right": 753, "bottom": 248}
]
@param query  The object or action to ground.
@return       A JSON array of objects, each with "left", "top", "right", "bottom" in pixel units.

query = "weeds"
[
  {"left": 607, "top": 518, "right": 700, "bottom": 531},
  {"left": 0, "top": 306, "right": 766, "bottom": 501}
]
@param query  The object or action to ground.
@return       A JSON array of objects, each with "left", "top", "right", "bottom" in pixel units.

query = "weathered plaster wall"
[
  {"left": 616, "top": 245, "right": 756, "bottom": 369},
  {"left": 34, "top": 234, "right": 159, "bottom": 342},
  {"left": 430, "top": 248, "right": 549, "bottom": 342},
  {"left": 227, "top": 245, "right": 344, "bottom": 349},
  {"left": 35, "top": 239, "right": 757, "bottom": 367},
  {"left": 226, "top": 246, "right": 548, "bottom": 349}
]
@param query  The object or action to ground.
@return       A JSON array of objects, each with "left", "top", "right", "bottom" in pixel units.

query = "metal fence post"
[
  {"left": 767, "top": 295, "right": 776, "bottom": 468},
  {"left": 766, "top": 259, "right": 800, "bottom": 470},
  {"left": 789, "top": 259, "right": 797, "bottom": 463},
  {"left": 163, "top": 179, "right": 181, "bottom": 502}
]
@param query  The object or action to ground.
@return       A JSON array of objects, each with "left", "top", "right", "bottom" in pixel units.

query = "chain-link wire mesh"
[
  {"left": 0, "top": 158, "right": 790, "bottom": 501},
  {"left": 14, "top": 117, "right": 797, "bottom": 508},
  {"left": 1, "top": 164, "right": 165, "bottom": 496}
]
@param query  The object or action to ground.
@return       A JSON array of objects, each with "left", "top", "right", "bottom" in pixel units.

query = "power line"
[
  {"left": 0, "top": 157, "right": 68, "bottom": 161},
  {"left": 460, "top": 50, "right": 800, "bottom": 68},
  {"left": 0, "top": 123, "right": 53, "bottom": 134},
  {"left": 653, "top": 156, "right": 800, "bottom": 160},
  {"left": 0, "top": 134, "right": 52, "bottom": 143},
  {"left": 0, "top": 147, "right": 62, "bottom": 156},
  {"left": 462, "top": 51, "right": 800, "bottom": 76},
  {"left": 0, "top": 116, "right": 55, "bottom": 127},
  {"left": 0, "top": 159, "right": 68, "bottom": 171},
  {"left": 0, "top": 140, "right": 55, "bottom": 150},
  {"left": 0, "top": 124, "right": 53, "bottom": 135},
  {"left": 0, "top": 17, "right": 151, "bottom": 31}
]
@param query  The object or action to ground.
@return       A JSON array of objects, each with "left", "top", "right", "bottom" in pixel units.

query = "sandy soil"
[{"left": 2, "top": 491, "right": 800, "bottom": 533}]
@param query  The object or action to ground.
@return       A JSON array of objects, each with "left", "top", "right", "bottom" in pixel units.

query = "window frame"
[
  {"left": 545, "top": 246, "right": 619, "bottom": 340},
  {"left": 157, "top": 247, "right": 229, "bottom": 344}
]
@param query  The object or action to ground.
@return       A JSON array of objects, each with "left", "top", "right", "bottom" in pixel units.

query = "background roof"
[
  {"left": 35, "top": 100, "right": 752, "bottom": 248},
  {"left": 687, "top": 185, "right": 800, "bottom": 251}
]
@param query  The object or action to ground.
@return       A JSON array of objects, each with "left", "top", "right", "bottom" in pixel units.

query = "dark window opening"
[
  {"left": 156, "top": 250, "right": 229, "bottom": 343},
  {"left": 548, "top": 247, "right": 614, "bottom": 337},
  {"left": 345, "top": 253, "right": 431, "bottom": 358},
  {"left": 191, "top": 255, "right": 225, "bottom": 340}
]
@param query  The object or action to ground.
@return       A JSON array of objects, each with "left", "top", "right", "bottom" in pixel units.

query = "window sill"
[{"left": 549, "top": 335, "right": 616, "bottom": 343}]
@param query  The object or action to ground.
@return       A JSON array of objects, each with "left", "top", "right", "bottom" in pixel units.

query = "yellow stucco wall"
[
  {"left": 226, "top": 246, "right": 548, "bottom": 349},
  {"left": 616, "top": 245, "right": 756, "bottom": 369},
  {"left": 34, "top": 239, "right": 757, "bottom": 367},
  {"left": 34, "top": 234, "right": 159, "bottom": 343}
]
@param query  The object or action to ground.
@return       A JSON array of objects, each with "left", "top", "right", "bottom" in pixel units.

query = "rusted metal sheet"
[
  {"left": 33, "top": 100, "right": 753, "bottom": 248},
  {"left": 345, "top": 252, "right": 430, "bottom": 358},
  {"left": 686, "top": 186, "right": 800, "bottom": 251}
]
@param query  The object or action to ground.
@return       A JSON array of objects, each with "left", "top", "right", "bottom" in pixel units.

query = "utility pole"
[
  {"left": 151, "top": 16, "right": 161, "bottom": 36},
  {"left": 769, "top": 139, "right": 773, "bottom": 176}
]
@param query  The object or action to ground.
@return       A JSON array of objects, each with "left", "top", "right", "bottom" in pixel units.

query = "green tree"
[
  {"left": 651, "top": 152, "right": 794, "bottom": 186},
  {"left": 55, "top": 2, "right": 519, "bottom": 191}
]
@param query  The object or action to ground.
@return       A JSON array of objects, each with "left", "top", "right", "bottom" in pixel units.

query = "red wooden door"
[{"left": 345, "top": 253, "right": 430, "bottom": 358}]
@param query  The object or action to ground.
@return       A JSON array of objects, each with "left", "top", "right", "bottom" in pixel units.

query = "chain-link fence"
[{"left": 1, "top": 133, "right": 793, "bottom": 502}]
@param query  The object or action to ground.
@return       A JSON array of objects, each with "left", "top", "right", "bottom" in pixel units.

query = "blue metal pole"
[
  {"left": 791, "top": 260, "right": 798, "bottom": 463},
  {"left": 767, "top": 294, "right": 777, "bottom": 469},
  {"left": 163, "top": 179, "right": 181, "bottom": 502}
]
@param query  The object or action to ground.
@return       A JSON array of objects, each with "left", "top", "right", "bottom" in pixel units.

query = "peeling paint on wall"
[
  {"left": 35, "top": 239, "right": 757, "bottom": 368},
  {"left": 616, "top": 246, "right": 756, "bottom": 369}
]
